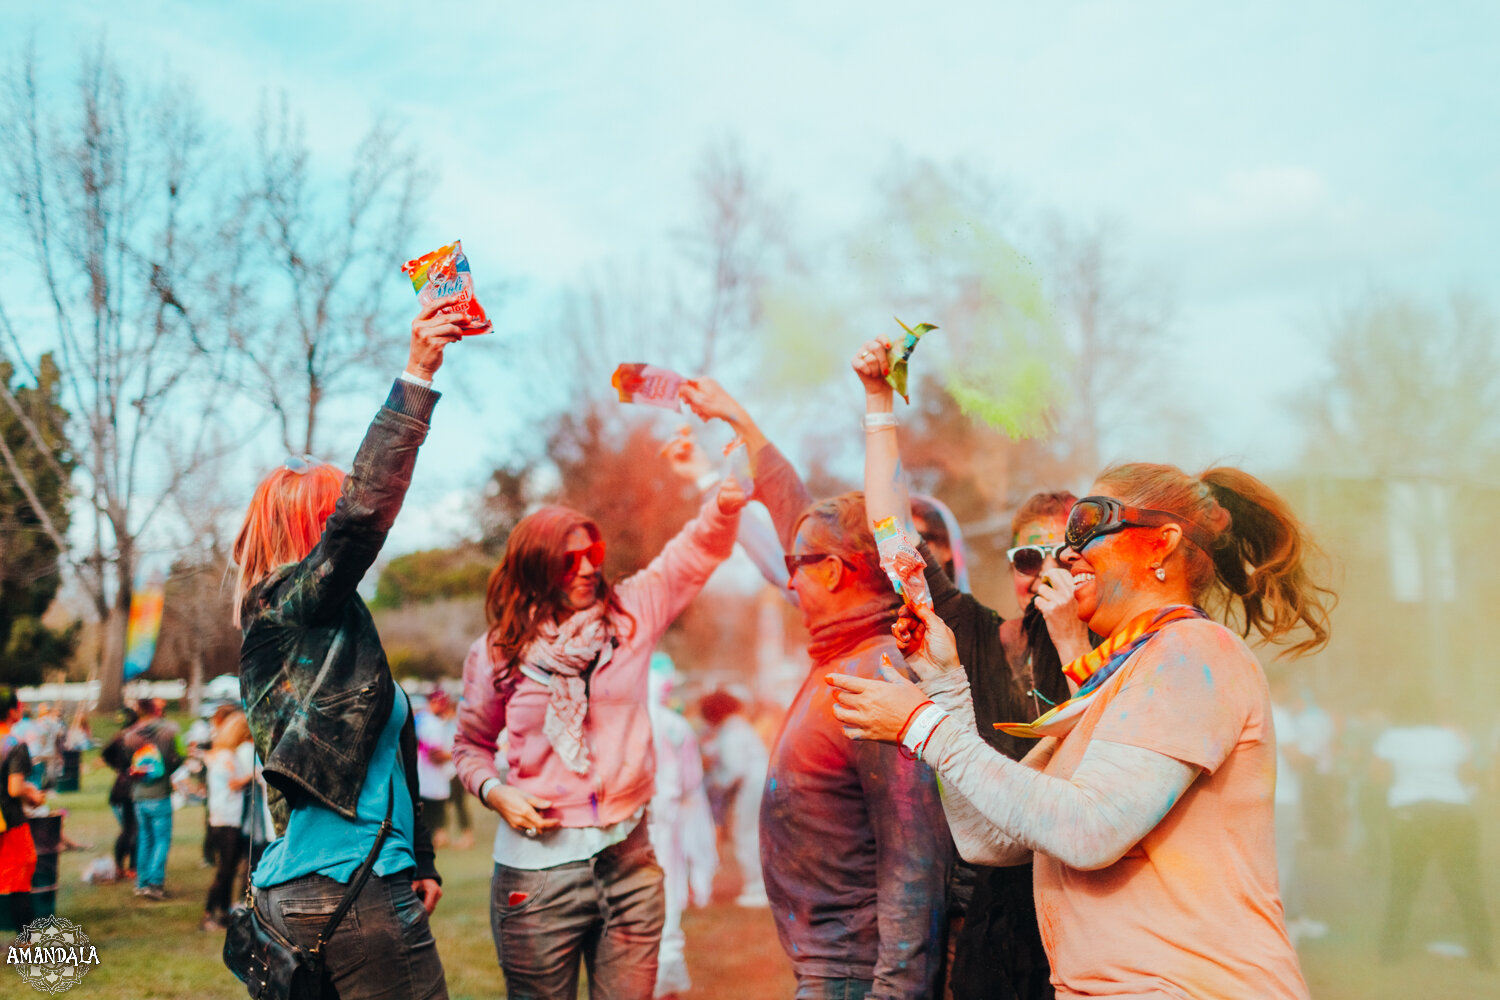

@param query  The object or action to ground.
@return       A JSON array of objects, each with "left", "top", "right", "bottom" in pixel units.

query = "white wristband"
[
  {"left": 478, "top": 777, "right": 500, "bottom": 806},
  {"left": 901, "top": 704, "right": 949, "bottom": 760},
  {"left": 862, "top": 412, "right": 897, "bottom": 432}
]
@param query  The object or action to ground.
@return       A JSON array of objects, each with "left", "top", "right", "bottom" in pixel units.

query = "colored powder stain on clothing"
[
  {"left": 1203, "top": 665, "right": 1214, "bottom": 687},
  {"left": 768, "top": 778, "right": 777, "bottom": 792}
]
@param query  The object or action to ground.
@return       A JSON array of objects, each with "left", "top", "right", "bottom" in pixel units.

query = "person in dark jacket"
[
  {"left": 100, "top": 705, "right": 140, "bottom": 880},
  {"left": 230, "top": 296, "right": 470, "bottom": 1000},
  {"left": 851, "top": 337, "right": 1091, "bottom": 1000},
  {"left": 118, "top": 697, "right": 184, "bottom": 900}
]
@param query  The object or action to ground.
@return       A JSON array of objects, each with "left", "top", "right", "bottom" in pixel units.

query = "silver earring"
[{"left": 1153, "top": 565, "right": 1166, "bottom": 582}]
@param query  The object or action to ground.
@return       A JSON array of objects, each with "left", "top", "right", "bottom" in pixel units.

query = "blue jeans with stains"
[
  {"left": 795, "top": 978, "right": 872, "bottom": 1000},
  {"left": 254, "top": 869, "right": 447, "bottom": 999},
  {"left": 491, "top": 819, "right": 664, "bottom": 1000}
]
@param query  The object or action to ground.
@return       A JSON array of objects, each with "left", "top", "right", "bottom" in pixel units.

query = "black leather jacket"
[{"left": 239, "top": 379, "right": 441, "bottom": 883}]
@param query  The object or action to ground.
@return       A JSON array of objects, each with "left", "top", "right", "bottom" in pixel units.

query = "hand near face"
[{"left": 1033, "top": 567, "right": 1091, "bottom": 662}]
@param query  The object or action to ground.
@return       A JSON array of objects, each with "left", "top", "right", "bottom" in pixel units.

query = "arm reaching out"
[{"left": 830, "top": 663, "right": 1199, "bottom": 869}]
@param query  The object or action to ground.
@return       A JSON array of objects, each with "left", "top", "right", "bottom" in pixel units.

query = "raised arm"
[
  {"left": 617, "top": 481, "right": 745, "bottom": 639},
  {"left": 852, "top": 337, "right": 915, "bottom": 535},
  {"left": 664, "top": 427, "right": 794, "bottom": 596},
  {"left": 257, "top": 299, "right": 467, "bottom": 625}
]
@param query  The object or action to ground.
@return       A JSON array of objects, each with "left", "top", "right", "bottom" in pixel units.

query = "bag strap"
[
  {"left": 243, "top": 760, "right": 400, "bottom": 962},
  {"left": 309, "top": 779, "right": 395, "bottom": 961}
]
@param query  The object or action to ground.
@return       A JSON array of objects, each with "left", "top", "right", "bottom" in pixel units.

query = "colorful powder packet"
[
  {"left": 873, "top": 516, "right": 933, "bottom": 610},
  {"left": 401, "top": 240, "right": 492, "bottom": 335},
  {"left": 612, "top": 364, "right": 686, "bottom": 411},
  {"left": 886, "top": 318, "right": 937, "bottom": 403}
]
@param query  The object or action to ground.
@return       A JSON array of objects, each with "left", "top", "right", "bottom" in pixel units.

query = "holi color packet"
[{"left": 612, "top": 363, "right": 686, "bottom": 411}]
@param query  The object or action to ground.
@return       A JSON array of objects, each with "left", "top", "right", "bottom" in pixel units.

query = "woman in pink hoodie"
[{"left": 454, "top": 480, "right": 744, "bottom": 1000}]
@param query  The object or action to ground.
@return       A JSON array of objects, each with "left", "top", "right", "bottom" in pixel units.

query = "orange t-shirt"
[{"left": 1033, "top": 618, "right": 1308, "bottom": 1000}]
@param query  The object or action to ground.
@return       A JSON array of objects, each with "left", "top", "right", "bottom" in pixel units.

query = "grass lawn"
[{"left": 7, "top": 731, "right": 1498, "bottom": 998}]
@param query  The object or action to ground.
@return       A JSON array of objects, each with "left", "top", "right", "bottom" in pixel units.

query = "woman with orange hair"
[
  {"left": 453, "top": 476, "right": 745, "bottom": 1000},
  {"left": 831, "top": 461, "right": 1333, "bottom": 1000},
  {"left": 230, "top": 296, "right": 471, "bottom": 1000}
]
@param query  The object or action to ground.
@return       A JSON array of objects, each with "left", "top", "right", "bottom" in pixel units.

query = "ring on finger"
[{"left": 523, "top": 827, "right": 538, "bottom": 838}]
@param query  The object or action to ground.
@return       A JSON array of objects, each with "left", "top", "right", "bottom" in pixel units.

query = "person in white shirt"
[
  {"left": 645, "top": 654, "right": 717, "bottom": 998},
  {"left": 202, "top": 711, "right": 254, "bottom": 931},
  {"left": 1372, "top": 696, "right": 1494, "bottom": 969},
  {"left": 699, "top": 689, "right": 768, "bottom": 908},
  {"left": 415, "top": 692, "right": 459, "bottom": 848}
]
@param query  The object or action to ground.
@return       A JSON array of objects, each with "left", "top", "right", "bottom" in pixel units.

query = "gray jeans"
[
  {"left": 255, "top": 870, "right": 447, "bottom": 1000},
  {"left": 491, "top": 820, "right": 665, "bottom": 1000}
]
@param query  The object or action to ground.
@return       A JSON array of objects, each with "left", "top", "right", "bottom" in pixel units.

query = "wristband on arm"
[{"left": 898, "top": 702, "right": 949, "bottom": 762}]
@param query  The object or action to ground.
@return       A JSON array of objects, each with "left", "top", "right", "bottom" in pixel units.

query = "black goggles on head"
[{"left": 1064, "top": 496, "right": 1216, "bottom": 554}]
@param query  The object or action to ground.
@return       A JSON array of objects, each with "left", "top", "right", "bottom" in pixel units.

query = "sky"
[{"left": 8, "top": 1, "right": 1498, "bottom": 557}]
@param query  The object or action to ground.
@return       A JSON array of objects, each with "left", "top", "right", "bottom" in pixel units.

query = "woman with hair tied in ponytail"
[{"left": 830, "top": 461, "right": 1334, "bottom": 1000}]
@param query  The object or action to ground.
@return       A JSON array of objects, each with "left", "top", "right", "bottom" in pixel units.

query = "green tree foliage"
[
  {"left": 371, "top": 545, "right": 494, "bottom": 610},
  {"left": 0, "top": 353, "right": 78, "bottom": 683}
]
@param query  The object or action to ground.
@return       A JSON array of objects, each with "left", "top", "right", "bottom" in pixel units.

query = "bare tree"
[
  {"left": 1300, "top": 289, "right": 1499, "bottom": 481},
  {"left": 229, "top": 97, "right": 426, "bottom": 456},
  {"left": 0, "top": 44, "right": 243, "bottom": 708},
  {"left": 671, "top": 138, "right": 794, "bottom": 374},
  {"left": 1039, "top": 214, "right": 1176, "bottom": 475}
]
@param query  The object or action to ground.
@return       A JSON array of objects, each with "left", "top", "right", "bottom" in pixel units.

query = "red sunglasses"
[{"left": 562, "top": 539, "right": 606, "bottom": 578}]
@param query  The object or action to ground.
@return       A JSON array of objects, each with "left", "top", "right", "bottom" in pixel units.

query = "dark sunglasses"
[
  {"left": 1006, "top": 544, "right": 1062, "bottom": 576},
  {"left": 562, "top": 539, "right": 606, "bottom": 578},
  {"left": 783, "top": 552, "right": 843, "bottom": 578},
  {"left": 1065, "top": 496, "right": 1214, "bottom": 553}
]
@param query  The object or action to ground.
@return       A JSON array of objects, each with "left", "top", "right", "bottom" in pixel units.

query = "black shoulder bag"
[{"left": 223, "top": 769, "right": 395, "bottom": 1000}]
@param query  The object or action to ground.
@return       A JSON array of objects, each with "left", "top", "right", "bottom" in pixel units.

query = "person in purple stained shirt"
[
  {"left": 680, "top": 377, "right": 954, "bottom": 1000},
  {"left": 770, "top": 494, "right": 953, "bottom": 1000}
]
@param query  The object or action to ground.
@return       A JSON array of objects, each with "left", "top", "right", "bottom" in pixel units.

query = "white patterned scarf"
[{"left": 518, "top": 603, "right": 613, "bottom": 774}]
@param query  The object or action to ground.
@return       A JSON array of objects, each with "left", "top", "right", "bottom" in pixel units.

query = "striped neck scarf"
[{"left": 996, "top": 605, "right": 1207, "bottom": 740}]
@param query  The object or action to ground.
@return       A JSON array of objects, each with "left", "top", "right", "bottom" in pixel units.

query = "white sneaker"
[{"left": 734, "top": 890, "right": 770, "bottom": 908}]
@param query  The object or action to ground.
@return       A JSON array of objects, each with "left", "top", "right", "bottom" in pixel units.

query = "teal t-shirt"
[{"left": 253, "top": 689, "right": 416, "bottom": 886}]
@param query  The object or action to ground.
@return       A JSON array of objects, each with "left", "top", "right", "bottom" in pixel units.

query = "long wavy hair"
[
  {"left": 231, "top": 463, "right": 346, "bottom": 626},
  {"left": 1095, "top": 462, "right": 1335, "bottom": 656},
  {"left": 485, "top": 505, "right": 635, "bottom": 689}
]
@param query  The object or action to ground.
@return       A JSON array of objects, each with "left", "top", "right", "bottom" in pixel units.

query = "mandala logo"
[{"left": 6, "top": 916, "right": 101, "bottom": 994}]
